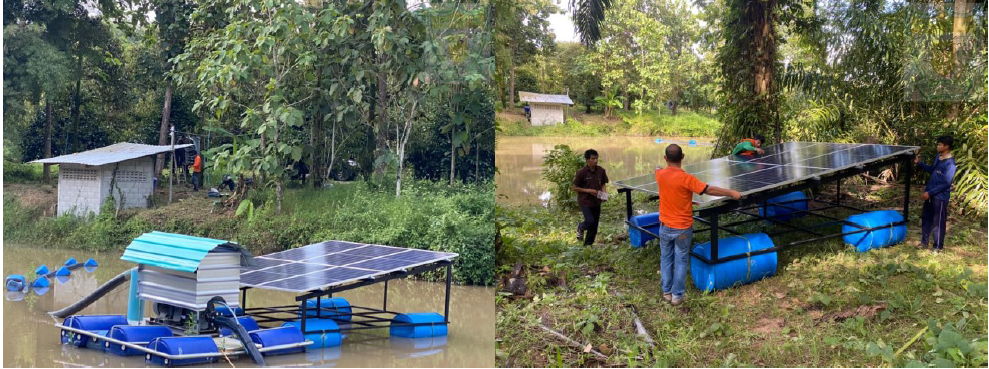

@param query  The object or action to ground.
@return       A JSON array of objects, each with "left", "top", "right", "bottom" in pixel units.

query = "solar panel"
[
  {"left": 614, "top": 142, "right": 918, "bottom": 206},
  {"left": 240, "top": 241, "right": 458, "bottom": 293}
]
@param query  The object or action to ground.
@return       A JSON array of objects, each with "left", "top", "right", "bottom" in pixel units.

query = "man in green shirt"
[{"left": 731, "top": 134, "right": 766, "bottom": 157}]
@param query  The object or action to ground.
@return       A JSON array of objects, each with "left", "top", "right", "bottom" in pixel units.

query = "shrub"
[{"left": 541, "top": 144, "right": 586, "bottom": 209}]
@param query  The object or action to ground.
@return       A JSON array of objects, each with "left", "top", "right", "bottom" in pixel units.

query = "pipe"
[{"left": 49, "top": 267, "right": 135, "bottom": 318}]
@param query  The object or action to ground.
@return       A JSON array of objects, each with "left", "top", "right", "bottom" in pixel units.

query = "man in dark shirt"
[
  {"left": 915, "top": 135, "right": 957, "bottom": 253},
  {"left": 572, "top": 149, "right": 609, "bottom": 246}
]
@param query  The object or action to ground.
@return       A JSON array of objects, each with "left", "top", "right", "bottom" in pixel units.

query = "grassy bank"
[
  {"left": 495, "top": 180, "right": 988, "bottom": 367},
  {"left": 4, "top": 179, "right": 495, "bottom": 285},
  {"left": 497, "top": 109, "right": 722, "bottom": 137}
]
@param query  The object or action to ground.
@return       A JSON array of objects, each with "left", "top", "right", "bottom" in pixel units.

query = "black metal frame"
[
  {"left": 618, "top": 152, "right": 914, "bottom": 264},
  {"left": 238, "top": 260, "right": 453, "bottom": 337}
]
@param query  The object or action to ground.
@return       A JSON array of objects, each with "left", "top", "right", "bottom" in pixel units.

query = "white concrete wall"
[
  {"left": 529, "top": 103, "right": 565, "bottom": 126},
  {"left": 57, "top": 164, "right": 101, "bottom": 216},
  {"left": 99, "top": 157, "right": 155, "bottom": 211}
]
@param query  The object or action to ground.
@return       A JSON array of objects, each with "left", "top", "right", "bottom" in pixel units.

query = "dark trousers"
[
  {"left": 920, "top": 198, "right": 949, "bottom": 249},
  {"left": 193, "top": 172, "right": 203, "bottom": 191},
  {"left": 579, "top": 205, "right": 602, "bottom": 246}
]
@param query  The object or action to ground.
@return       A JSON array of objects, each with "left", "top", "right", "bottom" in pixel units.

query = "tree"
[{"left": 152, "top": 0, "right": 193, "bottom": 177}]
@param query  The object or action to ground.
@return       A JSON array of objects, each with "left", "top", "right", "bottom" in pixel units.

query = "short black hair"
[
  {"left": 936, "top": 135, "right": 954, "bottom": 149},
  {"left": 584, "top": 149, "right": 599, "bottom": 160},
  {"left": 665, "top": 144, "right": 684, "bottom": 163},
  {"left": 753, "top": 134, "right": 766, "bottom": 143}
]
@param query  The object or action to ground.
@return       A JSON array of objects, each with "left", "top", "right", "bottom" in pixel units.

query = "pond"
[
  {"left": 2, "top": 245, "right": 494, "bottom": 367},
  {"left": 496, "top": 136, "right": 714, "bottom": 206}
]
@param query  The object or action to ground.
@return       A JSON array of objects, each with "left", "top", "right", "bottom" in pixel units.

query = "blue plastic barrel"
[
  {"left": 146, "top": 336, "right": 218, "bottom": 366},
  {"left": 690, "top": 233, "right": 778, "bottom": 292},
  {"left": 106, "top": 325, "right": 173, "bottom": 356},
  {"left": 760, "top": 191, "right": 808, "bottom": 222},
  {"left": 688, "top": 139, "right": 698, "bottom": 147},
  {"left": 33, "top": 276, "right": 50, "bottom": 288},
  {"left": 304, "top": 297, "right": 352, "bottom": 321},
  {"left": 283, "top": 319, "right": 342, "bottom": 348},
  {"left": 215, "top": 306, "right": 244, "bottom": 317},
  {"left": 64, "top": 258, "right": 78, "bottom": 267},
  {"left": 218, "top": 316, "right": 260, "bottom": 337},
  {"left": 390, "top": 313, "right": 448, "bottom": 338},
  {"left": 249, "top": 326, "right": 307, "bottom": 356},
  {"left": 629, "top": 213, "right": 661, "bottom": 247},
  {"left": 55, "top": 266, "right": 71, "bottom": 276},
  {"left": 842, "top": 210, "right": 906, "bottom": 252},
  {"left": 61, "top": 315, "right": 128, "bottom": 348},
  {"left": 84, "top": 258, "right": 99, "bottom": 267},
  {"left": 6, "top": 275, "right": 25, "bottom": 291},
  {"left": 36, "top": 265, "right": 49, "bottom": 275}
]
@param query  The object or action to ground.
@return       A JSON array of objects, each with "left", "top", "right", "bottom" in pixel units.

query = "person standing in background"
[{"left": 572, "top": 149, "right": 609, "bottom": 246}]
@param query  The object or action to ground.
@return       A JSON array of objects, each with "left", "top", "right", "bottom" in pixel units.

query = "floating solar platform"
[
  {"left": 240, "top": 241, "right": 458, "bottom": 293},
  {"left": 615, "top": 142, "right": 918, "bottom": 207},
  {"left": 614, "top": 141, "right": 919, "bottom": 265}
]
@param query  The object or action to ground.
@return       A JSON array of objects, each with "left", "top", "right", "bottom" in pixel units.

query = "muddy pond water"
[
  {"left": 496, "top": 136, "right": 714, "bottom": 206},
  {"left": 2, "top": 245, "right": 494, "bottom": 367}
]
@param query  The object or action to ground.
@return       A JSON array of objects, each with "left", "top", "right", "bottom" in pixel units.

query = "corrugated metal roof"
[
  {"left": 31, "top": 142, "right": 194, "bottom": 166},
  {"left": 518, "top": 91, "right": 574, "bottom": 105},
  {"left": 121, "top": 231, "right": 255, "bottom": 272}
]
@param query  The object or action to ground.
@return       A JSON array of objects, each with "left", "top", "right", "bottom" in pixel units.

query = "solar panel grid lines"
[
  {"left": 614, "top": 142, "right": 919, "bottom": 206},
  {"left": 238, "top": 240, "right": 458, "bottom": 293}
]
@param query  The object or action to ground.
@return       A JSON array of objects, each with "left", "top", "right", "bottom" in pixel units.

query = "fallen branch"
[
  {"left": 894, "top": 326, "right": 928, "bottom": 359},
  {"left": 539, "top": 325, "right": 609, "bottom": 361},
  {"left": 613, "top": 290, "right": 657, "bottom": 348}
]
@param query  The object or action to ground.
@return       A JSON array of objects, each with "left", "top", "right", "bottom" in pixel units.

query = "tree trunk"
[
  {"left": 509, "top": 67, "right": 516, "bottom": 107},
  {"left": 753, "top": 0, "right": 778, "bottom": 142},
  {"left": 449, "top": 131, "right": 456, "bottom": 186},
  {"left": 70, "top": 52, "right": 83, "bottom": 153},
  {"left": 671, "top": 100, "right": 679, "bottom": 116},
  {"left": 43, "top": 99, "right": 52, "bottom": 183},
  {"left": 475, "top": 137, "right": 480, "bottom": 181},
  {"left": 622, "top": 83, "right": 630, "bottom": 111},
  {"left": 274, "top": 127, "right": 281, "bottom": 214},
  {"left": 949, "top": 0, "right": 974, "bottom": 121},
  {"left": 374, "top": 58, "right": 388, "bottom": 176},
  {"left": 155, "top": 82, "right": 174, "bottom": 177}
]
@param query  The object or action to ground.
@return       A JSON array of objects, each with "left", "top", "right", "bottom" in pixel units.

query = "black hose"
[
  {"left": 207, "top": 296, "right": 266, "bottom": 366},
  {"left": 48, "top": 267, "right": 135, "bottom": 318}
]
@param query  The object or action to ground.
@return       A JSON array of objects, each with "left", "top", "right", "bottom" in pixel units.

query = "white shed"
[
  {"left": 519, "top": 91, "right": 574, "bottom": 126},
  {"left": 32, "top": 143, "right": 192, "bottom": 216}
]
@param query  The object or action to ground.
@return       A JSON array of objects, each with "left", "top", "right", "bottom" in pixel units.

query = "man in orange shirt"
[
  {"left": 655, "top": 144, "right": 741, "bottom": 305},
  {"left": 191, "top": 150, "right": 203, "bottom": 192}
]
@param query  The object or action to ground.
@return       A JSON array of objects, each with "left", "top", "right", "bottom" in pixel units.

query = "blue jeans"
[{"left": 659, "top": 225, "right": 693, "bottom": 298}]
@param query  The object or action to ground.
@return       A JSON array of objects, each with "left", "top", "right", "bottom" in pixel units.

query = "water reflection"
[
  {"left": 3, "top": 245, "right": 494, "bottom": 368},
  {"left": 496, "top": 136, "right": 714, "bottom": 205}
]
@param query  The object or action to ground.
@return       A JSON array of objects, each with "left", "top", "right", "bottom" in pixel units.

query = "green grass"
[
  {"left": 3, "top": 161, "right": 57, "bottom": 183},
  {"left": 497, "top": 109, "right": 722, "bottom": 138},
  {"left": 495, "top": 181, "right": 988, "bottom": 367},
  {"left": 4, "top": 179, "right": 495, "bottom": 285}
]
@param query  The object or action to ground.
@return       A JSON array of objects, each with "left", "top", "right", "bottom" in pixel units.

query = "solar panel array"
[
  {"left": 240, "top": 241, "right": 458, "bottom": 293},
  {"left": 615, "top": 142, "right": 918, "bottom": 206}
]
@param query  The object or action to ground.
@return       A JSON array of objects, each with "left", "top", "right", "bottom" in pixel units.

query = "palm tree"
[{"left": 570, "top": 0, "right": 612, "bottom": 46}]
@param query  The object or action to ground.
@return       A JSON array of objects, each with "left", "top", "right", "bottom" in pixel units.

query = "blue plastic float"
[
  {"left": 629, "top": 213, "right": 661, "bottom": 247},
  {"left": 33, "top": 276, "right": 50, "bottom": 288},
  {"left": 219, "top": 316, "right": 260, "bottom": 337},
  {"left": 390, "top": 313, "right": 448, "bottom": 338},
  {"left": 842, "top": 210, "right": 906, "bottom": 252},
  {"left": 304, "top": 297, "right": 352, "bottom": 321},
  {"left": 61, "top": 315, "right": 128, "bottom": 349},
  {"left": 760, "top": 191, "right": 808, "bottom": 222},
  {"left": 691, "top": 233, "right": 778, "bottom": 292},
  {"left": 146, "top": 336, "right": 219, "bottom": 367},
  {"left": 249, "top": 326, "right": 307, "bottom": 356},
  {"left": 85, "top": 258, "right": 99, "bottom": 267},
  {"left": 283, "top": 319, "right": 343, "bottom": 348},
  {"left": 64, "top": 258, "right": 78, "bottom": 267},
  {"left": 106, "top": 325, "right": 174, "bottom": 356},
  {"left": 36, "top": 265, "right": 50, "bottom": 275},
  {"left": 55, "top": 266, "right": 72, "bottom": 276},
  {"left": 5, "top": 275, "right": 26, "bottom": 291}
]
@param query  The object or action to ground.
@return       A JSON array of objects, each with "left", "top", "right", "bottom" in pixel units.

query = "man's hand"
[
  {"left": 756, "top": 148, "right": 765, "bottom": 155},
  {"left": 921, "top": 191, "right": 929, "bottom": 200},
  {"left": 729, "top": 190, "right": 742, "bottom": 200}
]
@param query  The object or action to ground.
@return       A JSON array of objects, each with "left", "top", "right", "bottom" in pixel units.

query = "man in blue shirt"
[{"left": 914, "top": 135, "right": 957, "bottom": 253}]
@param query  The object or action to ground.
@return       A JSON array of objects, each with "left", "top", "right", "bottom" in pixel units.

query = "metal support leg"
[
  {"left": 383, "top": 280, "right": 389, "bottom": 311},
  {"left": 621, "top": 189, "right": 633, "bottom": 220},
  {"left": 903, "top": 156, "right": 912, "bottom": 219},
  {"left": 316, "top": 295, "right": 322, "bottom": 318},
  {"left": 836, "top": 178, "right": 841, "bottom": 205},
  {"left": 444, "top": 263, "right": 452, "bottom": 322},
  {"left": 710, "top": 214, "right": 720, "bottom": 262},
  {"left": 300, "top": 300, "right": 307, "bottom": 334},
  {"left": 241, "top": 288, "right": 247, "bottom": 309}
]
